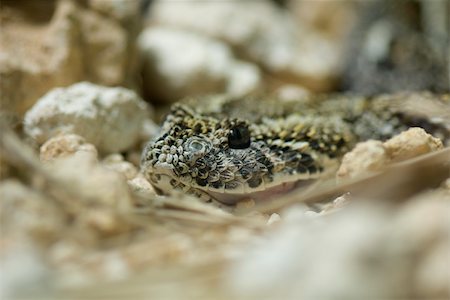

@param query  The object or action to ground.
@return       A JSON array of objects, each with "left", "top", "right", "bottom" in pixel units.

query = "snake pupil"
[{"left": 228, "top": 125, "right": 251, "bottom": 149}]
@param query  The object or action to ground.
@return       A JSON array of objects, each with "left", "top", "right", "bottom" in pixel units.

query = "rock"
[
  {"left": 227, "top": 196, "right": 449, "bottom": 300},
  {"left": 341, "top": 1, "right": 448, "bottom": 93},
  {"left": 40, "top": 134, "right": 98, "bottom": 163},
  {"left": 383, "top": 128, "right": 443, "bottom": 162},
  {"left": 337, "top": 128, "right": 444, "bottom": 180},
  {"left": 138, "top": 27, "right": 261, "bottom": 103},
  {"left": 0, "top": 245, "right": 53, "bottom": 300},
  {"left": 148, "top": 0, "right": 341, "bottom": 92},
  {"left": 102, "top": 154, "right": 138, "bottom": 181},
  {"left": 0, "top": 180, "right": 67, "bottom": 245},
  {"left": 336, "top": 140, "right": 389, "bottom": 179},
  {"left": 48, "top": 153, "right": 132, "bottom": 210},
  {"left": 0, "top": 0, "right": 140, "bottom": 116},
  {"left": 24, "top": 82, "right": 151, "bottom": 154}
]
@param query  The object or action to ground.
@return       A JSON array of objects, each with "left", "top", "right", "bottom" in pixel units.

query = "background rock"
[
  {"left": 138, "top": 27, "right": 261, "bottom": 103},
  {"left": 147, "top": 0, "right": 342, "bottom": 93},
  {"left": 0, "top": 0, "right": 140, "bottom": 116}
]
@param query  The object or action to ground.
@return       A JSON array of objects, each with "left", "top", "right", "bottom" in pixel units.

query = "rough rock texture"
[
  {"left": 147, "top": 0, "right": 341, "bottom": 92},
  {"left": 138, "top": 27, "right": 261, "bottom": 103},
  {"left": 383, "top": 128, "right": 444, "bottom": 162},
  {"left": 40, "top": 134, "right": 98, "bottom": 163},
  {"left": 337, "top": 128, "right": 444, "bottom": 180},
  {"left": 0, "top": 0, "right": 140, "bottom": 116},
  {"left": 24, "top": 82, "right": 151, "bottom": 154}
]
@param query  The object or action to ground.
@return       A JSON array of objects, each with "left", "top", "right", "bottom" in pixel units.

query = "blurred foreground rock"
[
  {"left": 24, "top": 82, "right": 151, "bottom": 154},
  {"left": 227, "top": 194, "right": 450, "bottom": 300}
]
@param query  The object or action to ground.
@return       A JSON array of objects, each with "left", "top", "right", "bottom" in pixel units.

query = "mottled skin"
[{"left": 141, "top": 92, "right": 449, "bottom": 204}]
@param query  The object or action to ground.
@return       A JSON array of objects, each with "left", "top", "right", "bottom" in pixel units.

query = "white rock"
[
  {"left": 138, "top": 27, "right": 261, "bottom": 102},
  {"left": 148, "top": 0, "right": 340, "bottom": 91},
  {"left": 24, "top": 82, "right": 152, "bottom": 154}
]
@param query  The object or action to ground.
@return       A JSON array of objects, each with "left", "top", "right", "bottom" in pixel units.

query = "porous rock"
[
  {"left": 337, "top": 128, "right": 444, "bottom": 180},
  {"left": 383, "top": 127, "right": 443, "bottom": 162},
  {"left": 138, "top": 27, "right": 261, "bottom": 103},
  {"left": 24, "top": 82, "right": 151, "bottom": 154},
  {"left": 40, "top": 134, "right": 98, "bottom": 163}
]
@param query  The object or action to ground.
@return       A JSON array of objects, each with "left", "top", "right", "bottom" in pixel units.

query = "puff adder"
[{"left": 141, "top": 92, "right": 450, "bottom": 204}]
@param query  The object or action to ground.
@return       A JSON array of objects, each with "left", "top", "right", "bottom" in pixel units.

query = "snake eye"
[
  {"left": 188, "top": 140, "right": 205, "bottom": 153},
  {"left": 228, "top": 125, "right": 251, "bottom": 149}
]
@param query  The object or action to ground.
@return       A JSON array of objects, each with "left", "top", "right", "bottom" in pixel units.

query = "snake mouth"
[{"left": 205, "top": 178, "right": 316, "bottom": 205}]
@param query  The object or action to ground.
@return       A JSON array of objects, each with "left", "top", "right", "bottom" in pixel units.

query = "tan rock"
[
  {"left": 0, "top": 180, "right": 67, "bottom": 245},
  {"left": 102, "top": 154, "right": 138, "bottom": 181},
  {"left": 337, "top": 140, "right": 389, "bottom": 180},
  {"left": 0, "top": 0, "right": 139, "bottom": 116},
  {"left": 40, "top": 134, "right": 98, "bottom": 163},
  {"left": 48, "top": 153, "right": 132, "bottom": 210},
  {"left": 337, "top": 128, "right": 444, "bottom": 180},
  {"left": 383, "top": 127, "right": 443, "bottom": 162}
]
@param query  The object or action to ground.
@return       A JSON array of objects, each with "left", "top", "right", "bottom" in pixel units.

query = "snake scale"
[{"left": 141, "top": 92, "right": 450, "bottom": 204}]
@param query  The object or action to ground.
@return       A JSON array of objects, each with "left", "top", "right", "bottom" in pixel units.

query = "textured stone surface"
[
  {"left": 24, "top": 82, "right": 151, "bottom": 154},
  {"left": 138, "top": 27, "right": 261, "bottom": 103},
  {"left": 337, "top": 128, "right": 444, "bottom": 180},
  {"left": 40, "top": 134, "right": 98, "bottom": 163},
  {"left": 384, "top": 128, "right": 443, "bottom": 162},
  {"left": 0, "top": 0, "right": 139, "bottom": 116},
  {"left": 336, "top": 140, "right": 389, "bottom": 179}
]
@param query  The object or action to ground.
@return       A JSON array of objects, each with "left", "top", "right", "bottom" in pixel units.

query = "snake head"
[{"left": 141, "top": 102, "right": 330, "bottom": 204}]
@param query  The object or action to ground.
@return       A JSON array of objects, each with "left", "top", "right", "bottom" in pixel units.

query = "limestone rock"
[
  {"left": 138, "top": 27, "right": 261, "bottom": 103},
  {"left": 24, "top": 82, "right": 151, "bottom": 154}
]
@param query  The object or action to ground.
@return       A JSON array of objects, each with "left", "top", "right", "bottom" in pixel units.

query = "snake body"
[{"left": 141, "top": 92, "right": 449, "bottom": 204}]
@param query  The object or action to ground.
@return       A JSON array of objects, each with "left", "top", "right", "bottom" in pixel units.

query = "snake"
[{"left": 140, "top": 92, "right": 450, "bottom": 205}]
